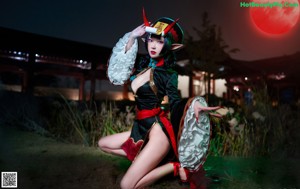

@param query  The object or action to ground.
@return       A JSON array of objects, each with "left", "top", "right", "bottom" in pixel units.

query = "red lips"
[{"left": 150, "top": 51, "right": 156, "bottom": 55}]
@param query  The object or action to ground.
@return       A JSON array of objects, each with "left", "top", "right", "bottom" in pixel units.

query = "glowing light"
[
  {"left": 268, "top": 72, "right": 286, "bottom": 80},
  {"left": 233, "top": 86, "right": 240, "bottom": 92},
  {"left": 219, "top": 66, "right": 225, "bottom": 72}
]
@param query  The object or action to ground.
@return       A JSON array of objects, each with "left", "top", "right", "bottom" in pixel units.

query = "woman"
[{"left": 99, "top": 9, "right": 221, "bottom": 189}]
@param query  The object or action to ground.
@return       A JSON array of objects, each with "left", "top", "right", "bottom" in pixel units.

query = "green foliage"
[
  {"left": 209, "top": 86, "right": 299, "bottom": 157},
  {"left": 46, "top": 96, "right": 134, "bottom": 147},
  {"left": 185, "top": 12, "right": 238, "bottom": 68},
  {"left": 185, "top": 12, "right": 239, "bottom": 71}
]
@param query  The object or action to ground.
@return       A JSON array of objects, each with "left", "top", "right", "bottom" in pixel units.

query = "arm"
[
  {"left": 125, "top": 24, "right": 146, "bottom": 52},
  {"left": 166, "top": 74, "right": 222, "bottom": 171},
  {"left": 166, "top": 73, "right": 222, "bottom": 119},
  {"left": 107, "top": 24, "right": 146, "bottom": 85},
  {"left": 193, "top": 100, "right": 222, "bottom": 120}
]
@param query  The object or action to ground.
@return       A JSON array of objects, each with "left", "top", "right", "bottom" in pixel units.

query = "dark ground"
[{"left": 1, "top": 125, "right": 300, "bottom": 189}]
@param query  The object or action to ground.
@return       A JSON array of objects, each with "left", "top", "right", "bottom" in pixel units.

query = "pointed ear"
[{"left": 171, "top": 43, "right": 184, "bottom": 51}]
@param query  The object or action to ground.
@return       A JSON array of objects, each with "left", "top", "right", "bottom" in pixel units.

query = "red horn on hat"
[
  {"left": 162, "top": 18, "right": 179, "bottom": 36},
  {"left": 142, "top": 7, "right": 150, "bottom": 27}
]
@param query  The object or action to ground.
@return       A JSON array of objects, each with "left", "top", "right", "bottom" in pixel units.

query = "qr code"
[{"left": 1, "top": 172, "right": 17, "bottom": 188}]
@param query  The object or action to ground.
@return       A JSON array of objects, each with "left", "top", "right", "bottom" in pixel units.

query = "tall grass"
[
  {"left": 46, "top": 96, "right": 134, "bottom": 147},
  {"left": 209, "top": 85, "right": 299, "bottom": 157}
]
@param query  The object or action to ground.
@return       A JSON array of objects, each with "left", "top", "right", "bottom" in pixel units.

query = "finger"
[
  {"left": 140, "top": 22, "right": 151, "bottom": 27},
  {"left": 209, "top": 112, "right": 222, "bottom": 118},
  {"left": 194, "top": 108, "right": 199, "bottom": 121},
  {"left": 199, "top": 106, "right": 221, "bottom": 111}
]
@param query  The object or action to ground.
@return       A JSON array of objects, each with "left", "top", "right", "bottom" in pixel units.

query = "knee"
[
  {"left": 120, "top": 179, "right": 128, "bottom": 189},
  {"left": 120, "top": 178, "right": 130, "bottom": 189},
  {"left": 120, "top": 177, "right": 136, "bottom": 189},
  {"left": 98, "top": 138, "right": 106, "bottom": 151}
]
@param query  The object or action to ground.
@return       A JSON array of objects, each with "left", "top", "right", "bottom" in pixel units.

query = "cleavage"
[{"left": 131, "top": 68, "right": 151, "bottom": 94}]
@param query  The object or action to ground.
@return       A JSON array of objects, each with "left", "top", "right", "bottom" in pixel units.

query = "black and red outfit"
[
  {"left": 120, "top": 56, "right": 185, "bottom": 162},
  {"left": 107, "top": 17, "right": 216, "bottom": 188}
]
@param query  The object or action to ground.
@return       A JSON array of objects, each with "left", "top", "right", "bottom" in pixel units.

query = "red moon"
[{"left": 250, "top": 0, "right": 300, "bottom": 34}]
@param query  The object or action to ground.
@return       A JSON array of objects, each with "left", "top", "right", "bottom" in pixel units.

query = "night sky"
[{"left": 0, "top": 0, "right": 300, "bottom": 61}]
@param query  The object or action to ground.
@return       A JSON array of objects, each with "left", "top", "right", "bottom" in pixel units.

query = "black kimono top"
[{"left": 120, "top": 56, "right": 185, "bottom": 162}]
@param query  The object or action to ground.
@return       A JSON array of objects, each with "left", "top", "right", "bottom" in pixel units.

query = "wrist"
[{"left": 129, "top": 32, "right": 137, "bottom": 40}]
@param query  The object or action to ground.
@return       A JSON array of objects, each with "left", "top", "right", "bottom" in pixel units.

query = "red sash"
[{"left": 136, "top": 107, "right": 178, "bottom": 157}]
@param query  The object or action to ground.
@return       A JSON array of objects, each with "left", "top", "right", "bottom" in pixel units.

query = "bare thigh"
[
  {"left": 98, "top": 131, "right": 130, "bottom": 156},
  {"left": 120, "top": 123, "right": 170, "bottom": 189}
]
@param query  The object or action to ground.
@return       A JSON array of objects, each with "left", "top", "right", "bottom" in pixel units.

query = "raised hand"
[
  {"left": 126, "top": 24, "right": 147, "bottom": 52},
  {"left": 129, "top": 24, "right": 147, "bottom": 39},
  {"left": 193, "top": 101, "right": 222, "bottom": 121}
]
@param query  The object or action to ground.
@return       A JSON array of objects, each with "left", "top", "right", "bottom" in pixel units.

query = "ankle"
[
  {"left": 171, "top": 162, "right": 180, "bottom": 176},
  {"left": 179, "top": 167, "right": 187, "bottom": 181},
  {"left": 179, "top": 167, "right": 188, "bottom": 182}
]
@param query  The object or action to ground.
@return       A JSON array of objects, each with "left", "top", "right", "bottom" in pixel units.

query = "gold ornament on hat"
[{"left": 143, "top": 8, "right": 179, "bottom": 37}]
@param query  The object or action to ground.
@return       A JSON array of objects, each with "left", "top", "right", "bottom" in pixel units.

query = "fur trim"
[{"left": 107, "top": 32, "right": 138, "bottom": 85}]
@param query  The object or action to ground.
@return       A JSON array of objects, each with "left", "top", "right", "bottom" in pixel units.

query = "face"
[{"left": 147, "top": 35, "right": 165, "bottom": 58}]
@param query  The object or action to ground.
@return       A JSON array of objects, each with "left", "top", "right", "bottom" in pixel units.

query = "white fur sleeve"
[{"left": 107, "top": 32, "right": 138, "bottom": 85}]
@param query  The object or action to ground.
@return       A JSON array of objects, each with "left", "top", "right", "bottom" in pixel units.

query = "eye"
[
  {"left": 147, "top": 38, "right": 153, "bottom": 42},
  {"left": 158, "top": 40, "right": 164, "bottom": 44}
]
